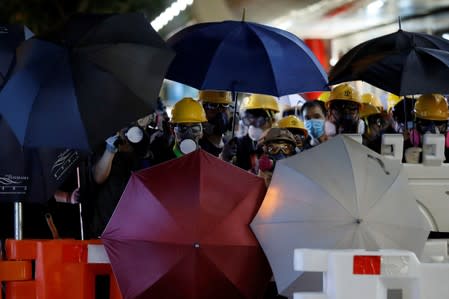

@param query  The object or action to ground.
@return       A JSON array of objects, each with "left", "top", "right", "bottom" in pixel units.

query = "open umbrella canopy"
[
  {"left": 0, "top": 12, "right": 174, "bottom": 150},
  {"left": 328, "top": 29, "right": 449, "bottom": 95},
  {"left": 102, "top": 150, "right": 272, "bottom": 299},
  {"left": 0, "top": 116, "right": 80, "bottom": 203},
  {"left": 0, "top": 24, "right": 33, "bottom": 86},
  {"left": 166, "top": 20, "right": 328, "bottom": 96},
  {"left": 251, "top": 135, "right": 430, "bottom": 297}
]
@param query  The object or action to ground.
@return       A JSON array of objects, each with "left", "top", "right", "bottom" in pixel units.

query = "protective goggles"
[
  {"left": 265, "top": 143, "right": 295, "bottom": 156},
  {"left": 203, "top": 103, "right": 230, "bottom": 110},
  {"left": 242, "top": 115, "right": 270, "bottom": 127},
  {"left": 330, "top": 101, "right": 359, "bottom": 113},
  {"left": 416, "top": 119, "right": 448, "bottom": 133},
  {"left": 174, "top": 124, "right": 203, "bottom": 135}
]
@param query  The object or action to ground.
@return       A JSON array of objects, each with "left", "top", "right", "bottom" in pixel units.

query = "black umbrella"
[
  {"left": 328, "top": 29, "right": 449, "bottom": 96},
  {"left": 0, "top": 12, "right": 174, "bottom": 150}
]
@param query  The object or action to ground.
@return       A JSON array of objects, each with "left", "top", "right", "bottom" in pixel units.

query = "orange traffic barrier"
[
  {"left": 4, "top": 239, "right": 122, "bottom": 299},
  {"left": 0, "top": 260, "right": 32, "bottom": 281}
]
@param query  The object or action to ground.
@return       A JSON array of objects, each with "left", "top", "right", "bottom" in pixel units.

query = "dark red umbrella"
[{"left": 101, "top": 150, "right": 272, "bottom": 299}]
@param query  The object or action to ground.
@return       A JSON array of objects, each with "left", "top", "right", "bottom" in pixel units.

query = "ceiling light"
[
  {"left": 151, "top": 0, "right": 194, "bottom": 32},
  {"left": 367, "top": 0, "right": 385, "bottom": 14}
]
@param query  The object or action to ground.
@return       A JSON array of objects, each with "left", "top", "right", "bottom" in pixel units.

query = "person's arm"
[
  {"left": 93, "top": 135, "right": 119, "bottom": 184},
  {"left": 54, "top": 188, "right": 80, "bottom": 204}
]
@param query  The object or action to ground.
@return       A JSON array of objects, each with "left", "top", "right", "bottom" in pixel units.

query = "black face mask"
[
  {"left": 205, "top": 112, "right": 229, "bottom": 135},
  {"left": 334, "top": 112, "right": 359, "bottom": 133}
]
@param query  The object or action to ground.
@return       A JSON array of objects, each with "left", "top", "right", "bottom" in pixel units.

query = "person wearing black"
[
  {"left": 87, "top": 122, "right": 152, "bottom": 238},
  {"left": 221, "top": 94, "right": 279, "bottom": 173},
  {"left": 198, "top": 90, "right": 232, "bottom": 157}
]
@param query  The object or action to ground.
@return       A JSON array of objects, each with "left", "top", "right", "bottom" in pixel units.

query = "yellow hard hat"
[
  {"left": 318, "top": 91, "right": 331, "bottom": 103},
  {"left": 243, "top": 94, "right": 280, "bottom": 112},
  {"left": 276, "top": 115, "right": 308, "bottom": 138},
  {"left": 328, "top": 83, "right": 360, "bottom": 107},
  {"left": 359, "top": 103, "right": 381, "bottom": 118},
  {"left": 171, "top": 97, "right": 207, "bottom": 124},
  {"left": 361, "top": 93, "right": 383, "bottom": 109},
  {"left": 387, "top": 93, "right": 401, "bottom": 111},
  {"left": 198, "top": 90, "right": 232, "bottom": 104},
  {"left": 414, "top": 94, "right": 449, "bottom": 121},
  {"left": 276, "top": 115, "right": 305, "bottom": 129}
]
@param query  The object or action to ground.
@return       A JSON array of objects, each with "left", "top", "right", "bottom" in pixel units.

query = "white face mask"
[
  {"left": 125, "top": 126, "right": 144, "bottom": 143},
  {"left": 248, "top": 125, "right": 264, "bottom": 141},
  {"left": 324, "top": 120, "right": 336, "bottom": 137},
  {"left": 358, "top": 119, "right": 365, "bottom": 135},
  {"left": 179, "top": 139, "right": 198, "bottom": 154}
]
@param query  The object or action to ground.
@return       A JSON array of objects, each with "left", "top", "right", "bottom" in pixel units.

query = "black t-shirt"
[
  {"left": 199, "top": 137, "right": 223, "bottom": 157},
  {"left": 86, "top": 149, "right": 145, "bottom": 238},
  {"left": 235, "top": 135, "right": 258, "bottom": 171}
]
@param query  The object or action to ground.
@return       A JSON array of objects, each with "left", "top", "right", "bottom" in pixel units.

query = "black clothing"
[
  {"left": 87, "top": 150, "right": 143, "bottom": 238},
  {"left": 199, "top": 137, "right": 223, "bottom": 157},
  {"left": 232, "top": 135, "right": 259, "bottom": 171}
]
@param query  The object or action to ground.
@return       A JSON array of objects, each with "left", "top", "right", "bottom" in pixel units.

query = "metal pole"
[
  {"left": 14, "top": 201, "right": 23, "bottom": 240},
  {"left": 77, "top": 167, "right": 84, "bottom": 240}
]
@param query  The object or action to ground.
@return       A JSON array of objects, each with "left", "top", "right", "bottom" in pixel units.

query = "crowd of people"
[
  {"left": 68, "top": 84, "right": 446, "bottom": 238},
  {"left": 4, "top": 83, "right": 447, "bottom": 240},
  {"left": 2, "top": 83, "right": 448, "bottom": 298}
]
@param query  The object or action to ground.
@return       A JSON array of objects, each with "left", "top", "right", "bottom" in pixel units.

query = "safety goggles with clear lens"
[
  {"left": 242, "top": 115, "right": 269, "bottom": 127},
  {"left": 174, "top": 124, "right": 203, "bottom": 135},
  {"left": 203, "top": 103, "right": 230, "bottom": 110},
  {"left": 266, "top": 143, "right": 295, "bottom": 156}
]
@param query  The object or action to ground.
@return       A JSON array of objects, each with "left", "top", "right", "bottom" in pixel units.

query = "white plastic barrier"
[
  {"left": 293, "top": 245, "right": 449, "bottom": 299},
  {"left": 422, "top": 134, "right": 445, "bottom": 166},
  {"left": 381, "top": 134, "right": 404, "bottom": 160}
]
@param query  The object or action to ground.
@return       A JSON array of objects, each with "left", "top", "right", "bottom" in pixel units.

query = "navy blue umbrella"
[
  {"left": 329, "top": 29, "right": 449, "bottom": 95},
  {"left": 0, "top": 12, "right": 174, "bottom": 150},
  {"left": 166, "top": 20, "right": 329, "bottom": 96},
  {"left": 0, "top": 24, "right": 33, "bottom": 86}
]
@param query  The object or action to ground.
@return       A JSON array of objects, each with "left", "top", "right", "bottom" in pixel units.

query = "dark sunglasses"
[{"left": 331, "top": 101, "right": 359, "bottom": 112}]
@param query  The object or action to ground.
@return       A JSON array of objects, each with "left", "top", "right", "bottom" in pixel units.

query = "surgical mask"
[
  {"left": 304, "top": 119, "right": 325, "bottom": 139},
  {"left": 248, "top": 125, "right": 264, "bottom": 141},
  {"left": 179, "top": 139, "right": 198, "bottom": 154}
]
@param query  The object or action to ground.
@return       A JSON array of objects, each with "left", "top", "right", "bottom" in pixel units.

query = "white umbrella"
[{"left": 251, "top": 135, "right": 430, "bottom": 297}]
